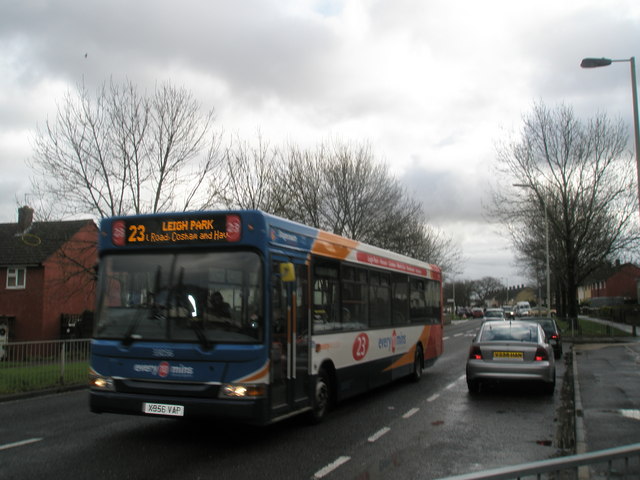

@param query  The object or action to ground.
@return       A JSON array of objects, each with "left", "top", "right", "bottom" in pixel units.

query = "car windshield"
[
  {"left": 484, "top": 310, "right": 503, "bottom": 318},
  {"left": 480, "top": 323, "right": 539, "bottom": 343},
  {"left": 95, "top": 251, "right": 263, "bottom": 344}
]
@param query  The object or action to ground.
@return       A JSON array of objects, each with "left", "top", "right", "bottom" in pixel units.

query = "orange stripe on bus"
[
  {"left": 235, "top": 360, "right": 270, "bottom": 383},
  {"left": 383, "top": 326, "right": 433, "bottom": 372},
  {"left": 311, "top": 231, "right": 359, "bottom": 259}
]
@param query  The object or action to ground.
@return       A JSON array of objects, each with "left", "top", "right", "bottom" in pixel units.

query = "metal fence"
[
  {"left": 436, "top": 442, "right": 640, "bottom": 480},
  {"left": 0, "top": 338, "right": 90, "bottom": 396}
]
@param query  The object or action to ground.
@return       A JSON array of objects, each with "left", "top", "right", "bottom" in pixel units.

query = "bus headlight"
[
  {"left": 219, "top": 384, "right": 266, "bottom": 399},
  {"left": 89, "top": 370, "right": 115, "bottom": 391}
]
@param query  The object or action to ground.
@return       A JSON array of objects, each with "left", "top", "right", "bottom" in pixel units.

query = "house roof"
[
  {"left": 581, "top": 262, "right": 640, "bottom": 284},
  {"left": 0, "top": 219, "right": 96, "bottom": 266}
]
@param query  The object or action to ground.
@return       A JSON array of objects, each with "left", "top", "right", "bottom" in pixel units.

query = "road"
[{"left": 0, "top": 320, "right": 567, "bottom": 480}]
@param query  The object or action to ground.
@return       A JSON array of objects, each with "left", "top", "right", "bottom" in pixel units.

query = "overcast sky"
[{"left": 1, "top": 0, "right": 639, "bottom": 285}]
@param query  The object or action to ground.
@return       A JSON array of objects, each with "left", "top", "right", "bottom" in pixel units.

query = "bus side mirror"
[{"left": 279, "top": 262, "right": 296, "bottom": 283}]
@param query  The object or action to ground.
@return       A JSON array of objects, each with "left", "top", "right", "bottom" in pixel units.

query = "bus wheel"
[
  {"left": 309, "top": 368, "right": 331, "bottom": 423},
  {"left": 410, "top": 344, "right": 423, "bottom": 382}
]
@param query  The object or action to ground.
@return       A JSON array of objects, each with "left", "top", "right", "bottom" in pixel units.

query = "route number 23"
[{"left": 352, "top": 333, "right": 369, "bottom": 361}]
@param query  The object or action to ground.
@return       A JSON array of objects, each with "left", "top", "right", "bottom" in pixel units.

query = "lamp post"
[
  {"left": 501, "top": 277, "right": 509, "bottom": 304},
  {"left": 514, "top": 184, "right": 552, "bottom": 316},
  {"left": 581, "top": 57, "right": 640, "bottom": 217}
]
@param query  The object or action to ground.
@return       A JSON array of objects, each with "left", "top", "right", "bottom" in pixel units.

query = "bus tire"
[
  {"left": 410, "top": 344, "right": 423, "bottom": 382},
  {"left": 309, "top": 367, "right": 331, "bottom": 424}
]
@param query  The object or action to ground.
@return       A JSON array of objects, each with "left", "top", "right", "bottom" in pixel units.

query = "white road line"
[
  {"left": 0, "top": 438, "right": 43, "bottom": 451},
  {"left": 620, "top": 409, "right": 640, "bottom": 420},
  {"left": 368, "top": 427, "right": 391, "bottom": 442},
  {"left": 454, "top": 333, "right": 464, "bottom": 337},
  {"left": 427, "top": 393, "right": 440, "bottom": 402},
  {"left": 443, "top": 336, "right": 450, "bottom": 340},
  {"left": 313, "top": 456, "right": 351, "bottom": 479},
  {"left": 446, "top": 376, "right": 465, "bottom": 390},
  {"left": 402, "top": 407, "right": 420, "bottom": 419}
]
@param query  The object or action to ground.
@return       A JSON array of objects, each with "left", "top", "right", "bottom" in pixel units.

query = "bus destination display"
[{"left": 111, "top": 214, "right": 241, "bottom": 246}]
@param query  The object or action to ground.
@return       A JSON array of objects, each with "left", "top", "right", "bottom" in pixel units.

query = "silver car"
[
  {"left": 483, "top": 308, "right": 505, "bottom": 320},
  {"left": 466, "top": 320, "right": 555, "bottom": 394}
]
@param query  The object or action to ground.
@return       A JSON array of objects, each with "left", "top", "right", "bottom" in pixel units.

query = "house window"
[{"left": 6, "top": 267, "right": 26, "bottom": 289}]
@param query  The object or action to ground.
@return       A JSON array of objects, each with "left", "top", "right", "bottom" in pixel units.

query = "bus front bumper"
[{"left": 89, "top": 390, "right": 268, "bottom": 425}]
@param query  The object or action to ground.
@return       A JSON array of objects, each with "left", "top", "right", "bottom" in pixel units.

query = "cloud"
[{"left": 1, "top": 0, "right": 638, "bottom": 284}]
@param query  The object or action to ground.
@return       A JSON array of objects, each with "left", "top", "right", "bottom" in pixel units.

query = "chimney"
[{"left": 17, "top": 206, "right": 34, "bottom": 234}]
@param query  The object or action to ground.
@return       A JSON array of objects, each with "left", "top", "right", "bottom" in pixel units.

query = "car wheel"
[
  {"left": 467, "top": 379, "right": 480, "bottom": 394},
  {"left": 410, "top": 344, "right": 423, "bottom": 382},
  {"left": 309, "top": 367, "right": 331, "bottom": 424},
  {"left": 543, "top": 374, "right": 556, "bottom": 395}
]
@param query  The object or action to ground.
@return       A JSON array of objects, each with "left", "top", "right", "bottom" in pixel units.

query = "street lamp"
[
  {"left": 501, "top": 277, "right": 509, "bottom": 304},
  {"left": 581, "top": 56, "right": 640, "bottom": 217},
  {"left": 514, "top": 184, "right": 551, "bottom": 316}
]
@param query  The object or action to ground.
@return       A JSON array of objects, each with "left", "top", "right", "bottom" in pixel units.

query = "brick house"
[
  {"left": 577, "top": 261, "right": 640, "bottom": 305},
  {"left": 0, "top": 206, "right": 98, "bottom": 341}
]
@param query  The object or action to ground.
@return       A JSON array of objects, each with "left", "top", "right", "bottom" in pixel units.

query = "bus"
[{"left": 89, "top": 210, "right": 443, "bottom": 425}]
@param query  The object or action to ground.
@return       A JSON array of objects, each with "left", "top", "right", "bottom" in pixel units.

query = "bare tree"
[
  {"left": 275, "top": 138, "right": 462, "bottom": 271},
  {"left": 272, "top": 142, "right": 327, "bottom": 227},
  {"left": 472, "top": 276, "right": 504, "bottom": 307},
  {"left": 29, "top": 79, "right": 223, "bottom": 218},
  {"left": 443, "top": 279, "right": 476, "bottom": 309},
  {"left": 216, "top": 131, "right": 282, "bottom": 211},
  {"left": 490, "top": 102, "right": 640, "bottom": 321}
]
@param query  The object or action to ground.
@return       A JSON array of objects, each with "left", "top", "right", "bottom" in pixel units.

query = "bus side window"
[
  {"left": 369, "top": 271, "right": 391, "bottom": 327},
  {"left": 392, "top": 274, "right": 409, "bottom": 325},
  {"left": 410, "top": 279, "right": 427, "bottom": 324},
  {"left": 312, "top": 260, "right": 339, "bottom": 332},
  {"left": 425, "top": 279, "right": 441, "bottom": 324},
  {"left": 341, "top": 266, "right": 368, "bottom": 329}
]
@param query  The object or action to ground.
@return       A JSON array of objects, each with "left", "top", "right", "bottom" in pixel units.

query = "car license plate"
[
  {"left": 143, "top": 402, "right": 184, "bottom": 417},
  {"left": 493, "top": 351, "right": 523, "bottom": 360}
]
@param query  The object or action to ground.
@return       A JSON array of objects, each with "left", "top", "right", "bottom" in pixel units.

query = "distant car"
[
  {"left": 502, "top": 305, "right": 515, "bottom": 319},
  {"left": 471, "top": 307, "right": 484, "bottom": 319},
  {"left": 515, "top": 301, "right": 531, "bottom": 317},
  {"left": 528, "top": 317, "right": 563, "bottom": 359},
  {"left": 466, "top": 320, "right": 556, "bottom": 395},
  {"left": 483, "top": 308, "right": 505, "bottom": 320}
]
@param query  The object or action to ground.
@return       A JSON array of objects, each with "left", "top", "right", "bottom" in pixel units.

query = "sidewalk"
[{"left": 572, "top": 335, "right": 640, "bottom": 456}]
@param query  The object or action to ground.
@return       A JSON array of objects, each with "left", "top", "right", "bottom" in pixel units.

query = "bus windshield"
[{"left": 95, "top": 251, "right": 263, "bottom": 344}]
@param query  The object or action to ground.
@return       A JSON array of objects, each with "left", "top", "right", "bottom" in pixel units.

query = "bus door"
[{"left": 270, "top": 259, "right": 309, "bottom": 415}]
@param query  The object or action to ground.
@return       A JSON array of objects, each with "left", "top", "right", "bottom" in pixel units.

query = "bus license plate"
[{"left": 143, "top": 402, "right": 184, "bottom": 417}]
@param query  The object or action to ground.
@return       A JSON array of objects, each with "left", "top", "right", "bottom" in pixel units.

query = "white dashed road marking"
[
  {"left": 312, "top": 334, "right": 469, "bottom": 478},
  {"left": 0, "top": 438, "right": 43, "bottom": 451},
  {"left": 368, "top": 427, "right": 391, "bottom": 442},
  {"left": 313, "top": 456, "right": 351, "bottom": 479},
  {"left": 402, "top": 407, "right": 420, "bottom": 419}
]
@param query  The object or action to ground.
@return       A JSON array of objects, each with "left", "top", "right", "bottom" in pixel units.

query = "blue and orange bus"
[{"left": 89, "top": 210, "right": 443, "bottom": 424}]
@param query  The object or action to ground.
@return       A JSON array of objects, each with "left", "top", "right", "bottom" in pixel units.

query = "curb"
[
  {"left": 572, "top": 347, "right": 589, "bottom": 480},
  {"left": 0, "top": 384, "right": 87, "bottom": 403}
]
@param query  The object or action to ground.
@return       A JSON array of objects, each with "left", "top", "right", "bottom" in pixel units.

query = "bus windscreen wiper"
[
  {"left": 121, "top": 310, "right": 146, "bottom": 346},
  {"left": 188, "top": 318, "right": 211, "bottom": 351}
]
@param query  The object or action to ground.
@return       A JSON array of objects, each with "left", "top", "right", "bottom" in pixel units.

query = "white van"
[{"left": 515, "top": 301, "right": 531, "bottom": 317}]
